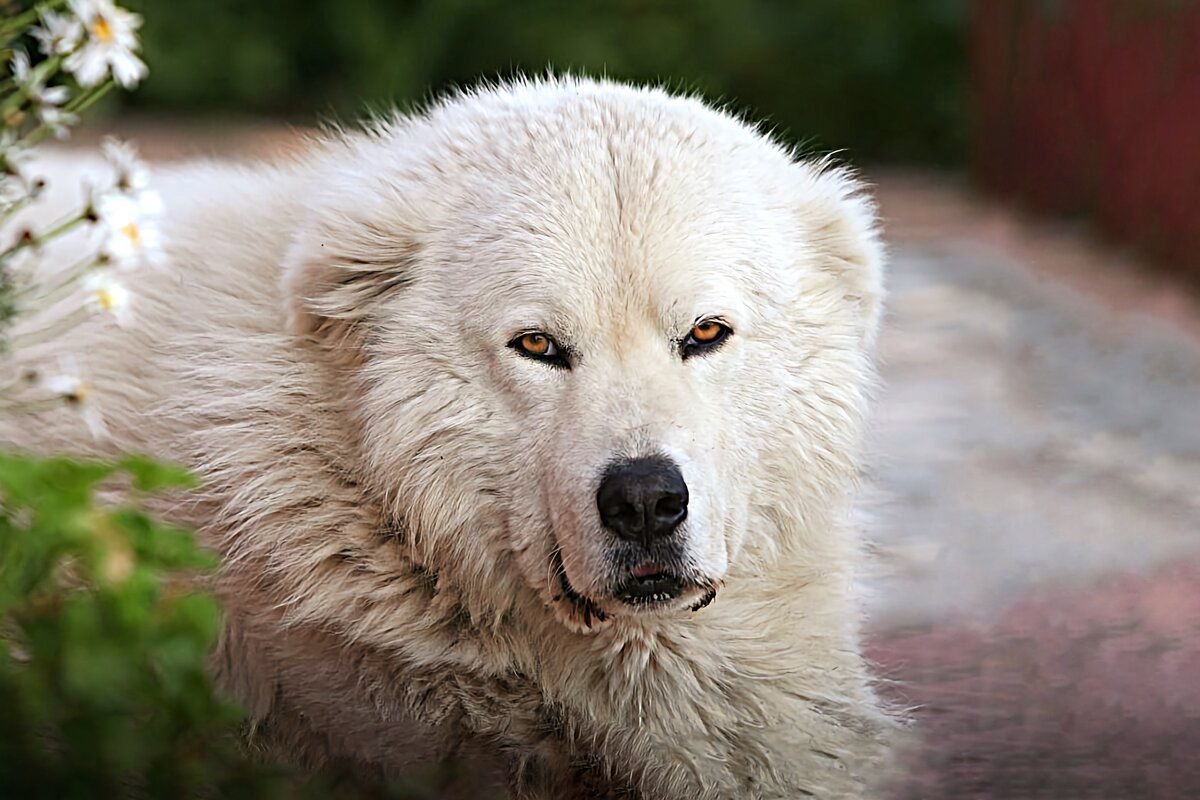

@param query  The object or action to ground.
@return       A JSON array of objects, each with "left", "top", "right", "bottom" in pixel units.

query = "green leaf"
[{"left": 116, "top": 455, "right": 198, "bottom": 493}]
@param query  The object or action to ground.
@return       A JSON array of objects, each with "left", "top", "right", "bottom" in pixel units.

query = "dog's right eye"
[
  {"left": 509, "top": 332, "right": 570, "bottom": 368},
  {"left": 682, "top": 319, "right": 732, "bottom": 359}
]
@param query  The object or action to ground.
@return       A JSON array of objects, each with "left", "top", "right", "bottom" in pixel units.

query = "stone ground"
[
  {"left": 72, "top": 126, "right": 1200, "bottom": 797},
  {"left": 864, "top": 171, "right": 1200, "bottom": 625},
  {"left": 865, "top": 173, "right": 1200, "bottom": 799}
]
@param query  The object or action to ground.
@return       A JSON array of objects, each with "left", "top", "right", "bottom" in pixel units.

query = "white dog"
[{"left": 4, "top": 77, "right": 892, "bottom": 798}]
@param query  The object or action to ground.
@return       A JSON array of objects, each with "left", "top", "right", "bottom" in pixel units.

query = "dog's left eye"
[
  {"left": 682, "top": 320, "right": 732, "bottom": 358},
  {"left": 509, "top": 332, "right": 570, "bottom": 368}
]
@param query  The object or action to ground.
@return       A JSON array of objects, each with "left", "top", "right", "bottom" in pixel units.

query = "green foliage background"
[
  {"left": 0, "top": 454, "right": 473, "bottom": 798},
  {"left": 120, "top": 0, "right": 968, "bottom": 164}
]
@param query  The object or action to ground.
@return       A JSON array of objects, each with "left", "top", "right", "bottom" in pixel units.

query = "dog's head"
[{"left": 284, "top": 79, "right": 884, "bottom": 631}]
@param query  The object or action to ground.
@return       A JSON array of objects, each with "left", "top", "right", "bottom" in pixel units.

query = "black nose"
[{"left": 596, "top": 457, "right": 689, "bottom": 545}]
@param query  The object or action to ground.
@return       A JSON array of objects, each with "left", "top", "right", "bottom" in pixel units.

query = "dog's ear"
[
  {"left": 791, "top": 162, "right": 886, "bottom": 349},
  {"left": 281, "top": 186, "right": 425, "bottom": 350}
]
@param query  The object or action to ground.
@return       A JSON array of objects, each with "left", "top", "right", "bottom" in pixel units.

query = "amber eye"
[
  {"left": 509, "top": 331, "right": 569, "bottom": 368},
  {"left": 682, "top": 319, "right": 732, "bottom": 358},
  {"left": 519, "top": 333, "right": 553, "bottom": 356},
  {"left": 691, "top": 321, "right": 725, "bottom": 343}
]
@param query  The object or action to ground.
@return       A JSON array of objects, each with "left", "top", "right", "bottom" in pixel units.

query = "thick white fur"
[{"left": 3, "top": 77, "right": 892, "bottom": 798}]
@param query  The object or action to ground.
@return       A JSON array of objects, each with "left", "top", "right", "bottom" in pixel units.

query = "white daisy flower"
[
  {"left": 32, "top": 10, "right": 85, "bottom": 57},
  {"left": 0, "top": 176, "right": 26, "bottom": 210},
  {"left": 40, "top": 363, "right": 107, "bottom": 440},
  {"left": 1, "top": 129, "right": 28, "bottom": 169},
  {"left": 0, "top": 247, "right": 36, "bottom": 285},
  {"left": 101, "top": 137, "right": 152, "bottom": 195},
  {"left": 10, "top": 50, "right": 72, "bottom": 109},
  {"left": 63, "top": 0, "right": 147, "bottom": 89},
  {"left": 0, "top": 133, "right": 35, "bottom": 210},
  {"left": 38, "top": 107, "right": 80, "bottom": 140},
  {"left": 83, "top": 270, "right": 133, "bottom": 326},
  {"left": 0, "top": 169, "right": 32, "bottom": 210},
  {"left": 41, "top": 372, "right": 91, "bottom": 402},
  {"left": 10, "top": 50, "right": 33, "bottom": 83},
  {"left": 95, "top": 191, "right": 164, "bottom": 268}
]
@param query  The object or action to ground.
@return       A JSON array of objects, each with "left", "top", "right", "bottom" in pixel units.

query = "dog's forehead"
[
  {"left": 452, "top": 158, "right": 786, "bottom": 315},
  {"left": 416, "top": 96, "right": 802, "bottom": 333},
  {"left": 454, "top": 194, "right": 767, "bottom": 334}
]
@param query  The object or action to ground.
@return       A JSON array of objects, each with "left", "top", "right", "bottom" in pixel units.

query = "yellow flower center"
[
  {"left": 65, "top": 381, "right": 91, "bottom": 405},
  {"left": 120, "top": 221, "right": 142, "bottom": 246},
  {"left": 95, "top": 288, "right": 116, "bottom": 311},
  {"left": 91, "top": 16, "right": 115, "bottom": 43}
]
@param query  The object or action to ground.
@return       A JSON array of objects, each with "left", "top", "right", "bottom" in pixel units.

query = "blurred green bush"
[
  {"left": 0, "top": 453, "right": 257, "bottom": 798},
  {"left": 0, "top": 452, "right": 476, "bottom": 798},
  {"left": 121, "top": 0, "right": 967, "bottom": 163}
]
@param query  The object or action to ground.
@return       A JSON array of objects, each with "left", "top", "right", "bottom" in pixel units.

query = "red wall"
[{"left": 973, "top": 1, "right": 1200, "bottom": 277}]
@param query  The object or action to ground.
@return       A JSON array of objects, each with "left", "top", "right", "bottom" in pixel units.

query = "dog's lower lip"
[{"left": 631, "top": 562, "right": 668, "bottom": 580}]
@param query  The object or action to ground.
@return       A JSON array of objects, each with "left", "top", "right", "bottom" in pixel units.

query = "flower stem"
[
  {"left": 0, "top": 195, "right": 33, "bottom": 225},
  {"left": 0, "top": 11, "right": 42, "bottom": 39},
  {"left": 16, "top": 254, "right": 101, "bottom": 310},
  {"left": 0, "top": 209, "right": 91, "bottom": 262},
  {"left": 8, "top": 304, "right": 91, "bottom": 349},
  {"left": 21, "top": 81, "right": 114, "bottom": 148},
  {"left": 65, "top": 80, "right": 115, "bottom": 115},
  {"left": 0, "top": 45, "right": 62, "bottom": 122},
  {"left": 39, "top": 212, "right": 89, "bottom": 241},
  {"left": 21, "top": 96, "right": 91, "bottom": 150}
]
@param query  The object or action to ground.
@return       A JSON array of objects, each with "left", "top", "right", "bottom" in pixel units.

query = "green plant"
[
  {"left": 0, "top": 454, "right": 253, "bottom": 798},
  {"left": 0, "top": 454, "right": 477, "bottom": 798}
]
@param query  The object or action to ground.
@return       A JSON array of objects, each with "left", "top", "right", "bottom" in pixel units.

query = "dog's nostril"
[
  {"left": 654, "top": 495, "right": 686, "bottom": 527},
  {"left": 613, "top": 502, "right": 641, "bottom": 530},
  {"left": 596, "top": 456, "right": 689, "bottom": 544}
]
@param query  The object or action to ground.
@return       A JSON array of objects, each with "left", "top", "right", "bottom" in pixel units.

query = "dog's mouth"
[
  {"left": 551, "top": 552, "right": 719, "bottom": 626},
  {"left": 614, "top": 564, "right": 719, "bottom": 611},
  {"left": 615, "top": 563, "right": 685, "bottom": 606}
]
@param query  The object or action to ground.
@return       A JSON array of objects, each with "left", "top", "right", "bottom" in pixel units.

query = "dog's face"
[
  {"left": 286, "top": 81, "right": 883, "bottom": 631},
  {"left": 458, "top": 189, "right": 768, "bottom": 622}
]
